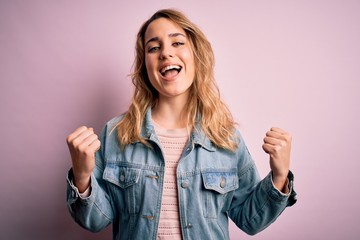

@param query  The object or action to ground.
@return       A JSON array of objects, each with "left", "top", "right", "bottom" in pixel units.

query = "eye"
[
  {"left": 148, "top": 46, "right": 160, "bottom": 53},
  {"left": 173, "top": 42, "right": 185, "bottom": 47}
]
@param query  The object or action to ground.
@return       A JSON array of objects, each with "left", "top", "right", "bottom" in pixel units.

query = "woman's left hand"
[{"left": 262, "top": 127, "right": 292, "bottom": 193}]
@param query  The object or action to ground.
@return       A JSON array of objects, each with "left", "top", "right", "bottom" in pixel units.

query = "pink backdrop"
[{"left": 1, "top": 1, "right": 359, "bottom": 239}]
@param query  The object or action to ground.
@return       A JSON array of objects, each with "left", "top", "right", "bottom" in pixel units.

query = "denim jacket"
[{"left": 66, "top": 109, "right": 296, "bottom": 240}]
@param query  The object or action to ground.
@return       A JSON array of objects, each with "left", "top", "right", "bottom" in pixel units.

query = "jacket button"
[
  {"left": 120, "top": 174, "right": 125, "bottom": 182},
  {"left": 181, "top": 181, "right": 189, "bottom": 188},
  {"left": 220, "top": 177, "right": 226, "bottom": 188}
]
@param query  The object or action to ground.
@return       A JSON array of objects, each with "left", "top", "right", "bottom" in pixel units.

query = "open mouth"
[{"left": 160, "top": 65, "right": 182, "bottom": 78}]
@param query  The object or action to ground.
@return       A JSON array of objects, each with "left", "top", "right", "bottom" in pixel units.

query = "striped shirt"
[{"left": 153, "top": 120, "right": 188, "bottom": 240}]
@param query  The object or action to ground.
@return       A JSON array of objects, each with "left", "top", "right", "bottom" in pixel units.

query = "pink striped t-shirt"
[{"left": 153, "top": 120, "right": 189, "bottom": 240}]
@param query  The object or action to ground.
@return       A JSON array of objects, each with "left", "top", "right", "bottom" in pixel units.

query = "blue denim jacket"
[{"left": 66, "top": 109, "right": 296, "bottom": 240}]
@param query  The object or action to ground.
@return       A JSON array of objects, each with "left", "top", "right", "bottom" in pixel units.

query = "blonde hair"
[{"left": 117, "top": 9, "right": 238, "bottom": 151}]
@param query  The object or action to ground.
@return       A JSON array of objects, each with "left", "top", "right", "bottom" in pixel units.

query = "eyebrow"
[{"left": 145, "top": 33, "right": 186, "bottom": 46}]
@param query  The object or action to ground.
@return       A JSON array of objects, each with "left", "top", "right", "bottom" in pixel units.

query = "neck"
[{"left": 152, "top": 95, "right": 189, "bottom": 129}]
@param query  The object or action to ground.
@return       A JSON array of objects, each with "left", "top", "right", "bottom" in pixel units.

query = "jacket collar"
[{"left": 141, "top": 108, "right": 216, "bottom": 152}]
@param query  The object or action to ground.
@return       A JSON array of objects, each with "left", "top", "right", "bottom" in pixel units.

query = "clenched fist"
[
  {"left": 262, "top": 127, "right": 292, "bottom": 193},
  {"left": 66, "top": 126, "right": 100, "bottom": 192}
]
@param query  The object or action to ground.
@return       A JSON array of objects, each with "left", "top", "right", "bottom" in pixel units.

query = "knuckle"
[
  {"left": 274, "top": 145, "right": 281, "bottom": 152},
  {"left": 286, "top": 134, "right": 292, "bottom": 142},
  {"left": 84, "top": 148, "right": 94, "bottom": 156},
  {"left": 79, "top": 126, "right": 88, "bottom": 131},
  {"left": 75, "top": 144, "right": 83, "bottom": 152},
  {"left": 90, "top": 135, "right": 99, "bottom": 143},
  {"left": 72, "top": 138, "right": 81, "bottom": 147}
]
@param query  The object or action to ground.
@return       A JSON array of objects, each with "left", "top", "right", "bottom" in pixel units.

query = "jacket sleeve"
[
  {"left": 66, "top": 126, "right": 114, "bottom": 232},
  {"left": 228, "top": 132, "right": 297, "bottom": 235}
]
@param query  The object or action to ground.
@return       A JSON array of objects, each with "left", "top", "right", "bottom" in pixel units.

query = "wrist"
[
  {"left": 73, "top": 173, "right": 91, "bottom": 193},
  {"left": 272, "top": 171, "right": 289, "bottom": 193}
]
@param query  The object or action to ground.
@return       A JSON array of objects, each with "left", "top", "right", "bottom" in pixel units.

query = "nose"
[{"left": 159, "top": 45, "right": 173, "bottom": 59}]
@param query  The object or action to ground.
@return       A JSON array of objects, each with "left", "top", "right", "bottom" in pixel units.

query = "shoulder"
[
  {"left": 233, "top": 128, "right": 251, "bottom": 155},
  {"left": 96, "top": 113, "right": 126, "bottom": 139},
  {"left": 106, "top": 113, "right": 126, "bottom": 129}
]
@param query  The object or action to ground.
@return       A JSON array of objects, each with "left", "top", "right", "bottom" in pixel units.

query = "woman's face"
[{"left": 144, "top": 18, "right": 195, "bottom": 102}]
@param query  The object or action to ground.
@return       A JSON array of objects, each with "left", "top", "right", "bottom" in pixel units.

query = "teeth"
[{"left": 160, "top": 65, "right": 181, "bottom": 74}]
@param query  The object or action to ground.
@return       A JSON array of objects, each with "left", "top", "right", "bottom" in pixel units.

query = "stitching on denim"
[
  {"left": 242, "top": 196, "right": 270, "bottom": 234},
  {"left": 238, "top": 161, "right": 256, "bottom": 178},
  {"left": 92, "top": 200, "right": 112, "bottom": 221}
]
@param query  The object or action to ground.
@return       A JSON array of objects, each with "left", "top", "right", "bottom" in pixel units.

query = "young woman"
[{"left": 66, "top": 9, "right": 296, "bottom": 240}]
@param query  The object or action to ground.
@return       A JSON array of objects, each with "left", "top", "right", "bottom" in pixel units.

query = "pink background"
[{"left": 1, "top": 1, "right": 359, "bottom": 239}]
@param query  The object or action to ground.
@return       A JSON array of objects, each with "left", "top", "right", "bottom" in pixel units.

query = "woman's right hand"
[{"left": 66, "top": 126, "right": 101, "bottom": 192}]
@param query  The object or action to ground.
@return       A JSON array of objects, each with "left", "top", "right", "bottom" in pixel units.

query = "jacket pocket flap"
[
  {"left": 103, "top": 164, "right": 141, "bottom": 188},
  {"left": 202, "top": 169, "right": 239, "bottom": 194}
]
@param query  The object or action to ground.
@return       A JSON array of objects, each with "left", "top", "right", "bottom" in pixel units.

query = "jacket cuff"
[
  {"left": 66, "top": 169, "right": 97, "bottom": 205},
  {"left": 262, "top": 170, "right": 297, "bottom": 206}
]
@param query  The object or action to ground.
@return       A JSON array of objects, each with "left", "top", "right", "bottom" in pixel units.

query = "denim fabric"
[{"left": 66, "top": 108, "right": 296, "bottom": 240}]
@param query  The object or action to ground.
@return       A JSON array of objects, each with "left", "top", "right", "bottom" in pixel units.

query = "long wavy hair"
[{"left": 116, "top": 9, "right": 238, "bottom": 151}]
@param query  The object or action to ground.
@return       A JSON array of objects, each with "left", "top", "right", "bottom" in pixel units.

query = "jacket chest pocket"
[
  {"left": 103, "top": 164, "right": 142, "bottom": 214},
  {"left": 201, "top": 169, "right": 239, "bottom": 218}
]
